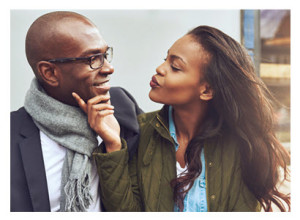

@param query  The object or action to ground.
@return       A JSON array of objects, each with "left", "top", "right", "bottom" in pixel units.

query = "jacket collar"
[
  {"left": 142, "top": 105, "right": 215, "bottom": 166},
  {"left": 143, "top": 105, "right": 175, "bottom": 166},
  {"left": 151, "top": 105, "right": 174, "bottom": 143}
]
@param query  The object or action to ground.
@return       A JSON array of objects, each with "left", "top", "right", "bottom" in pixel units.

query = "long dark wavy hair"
[{"left": 171, "top": 26, "right": 290, "bottom": 212}]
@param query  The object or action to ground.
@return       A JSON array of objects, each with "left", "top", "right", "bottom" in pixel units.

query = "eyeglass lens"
[{"left": 90, "top": 47, "right": 113, "bottom": 69}]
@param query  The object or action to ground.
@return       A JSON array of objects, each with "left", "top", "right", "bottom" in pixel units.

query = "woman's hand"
[{"left": 72, "top": 92, "right": 121, "bottom": 152}]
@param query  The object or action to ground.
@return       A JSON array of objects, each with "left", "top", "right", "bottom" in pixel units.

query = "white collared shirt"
[{"left": 40, "top": 131, "right": 102, "bottom": 212}]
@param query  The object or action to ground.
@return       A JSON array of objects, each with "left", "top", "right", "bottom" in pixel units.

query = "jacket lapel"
[
  {"left": 110, "top": 87, "right": 142, "bottom": 159},
  {"left": 19, "top": 115, "right": 51, "bottom": 211}
]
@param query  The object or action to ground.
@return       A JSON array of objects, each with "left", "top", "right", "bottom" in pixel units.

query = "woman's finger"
[
  {"left": 90, "top": 103, "right": 115, "bottom": 112},
  {"left": 96, "top": 109, "right": 115, "bottom": 117},
  {"left": 88, "top": 104, "right": 114, "bottom": 125},
  {"left": 87, "top": 94, "right": 110, "bottom": 106},
  {"left": 89, "top": 110, "right": 115, "bottom": 130},
  {"left": 72, "top": 92, "right": 87, "bottom": 113},
  {"left": 86, "top": 94, "right": 111, "bottom": 117}
]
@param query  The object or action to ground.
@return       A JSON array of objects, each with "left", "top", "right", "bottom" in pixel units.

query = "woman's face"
[{"left": 149, "top": 34, "right": 210, "bottom": 106}]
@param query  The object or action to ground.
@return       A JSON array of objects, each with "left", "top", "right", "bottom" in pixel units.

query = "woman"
[{"left": 73, "top": 25, "right": 290, "bottom": 211}]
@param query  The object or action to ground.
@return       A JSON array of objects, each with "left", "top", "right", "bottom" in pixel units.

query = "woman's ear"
[
  {"left": 199, "top": 82, "right": 213, "bottom": 101},
  {"left": 36, "top": 61, "right": 59, "bottom": 87}
]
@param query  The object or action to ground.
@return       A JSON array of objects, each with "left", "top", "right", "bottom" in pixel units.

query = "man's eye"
[{"left": 90, "top": 56, "right": 98, "bottom": 63}]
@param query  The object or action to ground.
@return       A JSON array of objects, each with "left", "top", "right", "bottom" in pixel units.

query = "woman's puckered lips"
[{"left": 150, "top": 76, "right": 160, "bottom": 87}]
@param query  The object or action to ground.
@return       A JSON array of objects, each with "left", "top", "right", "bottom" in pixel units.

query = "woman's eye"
[
  {"left": 171, "top": 66, "right": 181, "bottom": 71},
  {"left": 164, "top": 57, "right": 180, "bottom": 71}
]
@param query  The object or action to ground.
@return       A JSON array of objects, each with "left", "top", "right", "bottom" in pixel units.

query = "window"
[{"left": 242, "top": 10, "right": 290, "bottom": 150}]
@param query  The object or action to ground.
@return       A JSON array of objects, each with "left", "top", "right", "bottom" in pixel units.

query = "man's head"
[{"left": 26, "top": 11, "right": 114, "bottom": 106}]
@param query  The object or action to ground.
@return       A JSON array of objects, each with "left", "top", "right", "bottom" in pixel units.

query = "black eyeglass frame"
[{"left": 46, "top": 47, "right": 113, "bottom": 70}]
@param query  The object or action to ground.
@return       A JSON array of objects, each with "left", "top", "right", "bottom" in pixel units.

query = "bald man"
[{"left": 11, "top": 11, "right": 142, "bottom": 212}]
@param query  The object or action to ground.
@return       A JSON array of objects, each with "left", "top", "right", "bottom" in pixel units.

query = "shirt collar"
[{"left": 168, "top": 105, "right": 179, "bottom": 150}]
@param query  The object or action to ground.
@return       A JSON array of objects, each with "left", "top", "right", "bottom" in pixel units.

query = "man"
[{"left": 10, "top": 11, "right": 142, "bottom": 212}]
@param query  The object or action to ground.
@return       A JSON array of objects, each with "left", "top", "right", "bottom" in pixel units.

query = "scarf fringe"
[{"left": 64, "top": 176, "right": 92, "bottom": 212}]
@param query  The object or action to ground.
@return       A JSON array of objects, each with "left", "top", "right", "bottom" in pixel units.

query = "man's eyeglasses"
[{"left": 46, "top": 47, "right": 113, "bottom": 70}]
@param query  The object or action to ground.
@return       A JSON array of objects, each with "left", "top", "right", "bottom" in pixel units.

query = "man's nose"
[{"left": 99, "top": 60, "right": 114, "bottom": 75}]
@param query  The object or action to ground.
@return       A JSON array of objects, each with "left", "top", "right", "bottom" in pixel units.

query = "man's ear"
[
  {"left": 199, "top": 82, "right": 213, "bottom": 101},
  {"left": 36, "top": 61, "right": 59, "bottom": 87}
]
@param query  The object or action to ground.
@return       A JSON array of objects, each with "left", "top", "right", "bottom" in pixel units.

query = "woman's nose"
[{"left": 156, "top": 62, "right": 166, "bottom": 76}]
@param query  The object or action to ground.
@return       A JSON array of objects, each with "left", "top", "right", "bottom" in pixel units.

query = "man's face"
[{"left": 52, "top": 20, "right": 114, "bottom": 106}]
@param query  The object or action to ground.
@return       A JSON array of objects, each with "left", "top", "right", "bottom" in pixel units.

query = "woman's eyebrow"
[
  {"left": 167, "top": 50, "right": 187, "bottom": 65},
  {"left": 170, "top": 54, "right": 187, "bottom": 65}
]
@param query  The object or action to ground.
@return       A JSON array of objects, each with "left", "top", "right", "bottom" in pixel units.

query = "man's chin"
[
  {"left": 90, "top": 89, "right": 110, "bottom": 100},
  {"left": 95, "top": 89, "right": 110, "bottom": 97}
]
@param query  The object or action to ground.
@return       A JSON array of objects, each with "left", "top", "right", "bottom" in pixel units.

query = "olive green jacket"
[{"left": 93, "top": 105, "right": 261, "bottom": 212}]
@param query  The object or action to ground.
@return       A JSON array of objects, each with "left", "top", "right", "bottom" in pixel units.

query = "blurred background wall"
[
  {"left": 10, "top": 10, "right": 241, "bottom": 112},
  {"left": 11, "top": 9, "right": 290, "bottom": 144}
]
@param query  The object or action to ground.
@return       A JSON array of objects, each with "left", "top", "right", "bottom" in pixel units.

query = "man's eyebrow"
[{"left": 80, "top": 46, "right": 109, "bottom": 57}]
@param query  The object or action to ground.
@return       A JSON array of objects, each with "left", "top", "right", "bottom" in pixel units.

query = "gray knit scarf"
[{"left": 24, "top": 78, "right": 98, "bottom": 212}]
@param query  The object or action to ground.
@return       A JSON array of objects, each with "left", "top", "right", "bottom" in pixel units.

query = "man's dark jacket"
[{"left": 10, "top": 87, "right": 143, "bottom": 212}]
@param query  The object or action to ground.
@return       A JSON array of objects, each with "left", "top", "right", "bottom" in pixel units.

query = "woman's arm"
[
  {"left": 93, "top": 139, "right": 142, "bottom": 211},
  {"left": 72, "top": 92, "right": 143, "bottom": 211}
]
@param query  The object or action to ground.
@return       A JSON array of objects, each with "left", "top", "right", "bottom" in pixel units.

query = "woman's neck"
[
  {"left": 172, "top": 102, "right": 208, "bottom": 168},
  {"left": 172, "top": 103, "right": 207, "bottom": 142}
]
